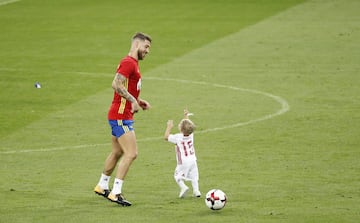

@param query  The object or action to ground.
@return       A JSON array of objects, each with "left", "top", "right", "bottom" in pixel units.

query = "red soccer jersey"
[{"left": 108, "top": 56, "right": 141, "bottom": 120}]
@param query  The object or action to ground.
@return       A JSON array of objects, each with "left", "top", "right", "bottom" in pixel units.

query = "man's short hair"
[{"left": 132, "top": 32, "right": 152, "bottom": 43}]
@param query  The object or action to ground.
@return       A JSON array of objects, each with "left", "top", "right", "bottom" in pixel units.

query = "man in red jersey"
[{"left": 94, "top": 32, "right": 152, "bottom": 206}]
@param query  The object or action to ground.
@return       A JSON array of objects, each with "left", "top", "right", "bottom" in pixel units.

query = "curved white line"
[
  {"left": 0, "top": 0, "right": 21, "bottom": 6},
  {"left": 0, "top": 78, "right": 289, "bottom": 154},
  {"left": 146, "top": 77, "right": 290, "bottom": 134}
]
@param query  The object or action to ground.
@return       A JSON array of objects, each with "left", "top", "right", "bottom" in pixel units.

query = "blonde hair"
[{"left": 179, "top": 119, "right": 196, "bottom": 136}]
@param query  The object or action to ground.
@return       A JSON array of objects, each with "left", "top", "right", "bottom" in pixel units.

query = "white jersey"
[{"left": 167, "top": 133, "right": 197, "bottom": 165}]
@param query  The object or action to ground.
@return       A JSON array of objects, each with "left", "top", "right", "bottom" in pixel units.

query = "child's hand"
[
  {"left": 184, "top": 109, "right": 190, "bottom": 119},
  {"left": 184, "top": 109, "right": 194, "bottom": 118},
  {"left": 167, "top": 120, "right": 174, "bottom": 128}
]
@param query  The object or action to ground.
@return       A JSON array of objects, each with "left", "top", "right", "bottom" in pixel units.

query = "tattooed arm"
[{"left": 112, "top": 73, "right": 140, "bottom": 113}]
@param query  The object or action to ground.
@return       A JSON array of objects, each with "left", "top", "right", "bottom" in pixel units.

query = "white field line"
[
  {"left": 146, "top": 77, "right": 290, "bottom": 134},
  {"left": 0, "top": 77, "right": 290, "bottom": 154},
  {"left": 0, "top": 0, "right": 20, "bottom": 6},
  {"left": 0, "top": 137, "right": 162, "bottom": 154}
]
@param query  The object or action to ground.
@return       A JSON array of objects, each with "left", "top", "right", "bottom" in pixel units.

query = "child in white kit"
[{"left": 164, "top": 109, "right": 201, "bottom": 198}]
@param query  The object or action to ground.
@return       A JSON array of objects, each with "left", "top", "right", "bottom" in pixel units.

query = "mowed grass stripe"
[
  {"left": 0, "top": 77, "right": 290, "bottom": 154},
  {"left": 0, "top": 0, "right": 305, "bottom": 138}
]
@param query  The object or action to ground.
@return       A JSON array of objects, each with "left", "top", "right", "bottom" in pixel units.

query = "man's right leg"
[
  {"left": 107, "top": 131, "right": 137, "bottom": 206},
  {"left": 115, "top": 131, "right": 138, "bottom": 180},
  {"left": 94, "top": 136, "right": 123, "bottom": 197},
  {"left": 103, "top": 136, "right": 123, "bottom": 175}
]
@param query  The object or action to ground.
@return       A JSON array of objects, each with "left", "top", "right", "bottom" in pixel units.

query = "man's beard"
[{"left": 137, "top": 50, "right": 144, "bottom": 60}]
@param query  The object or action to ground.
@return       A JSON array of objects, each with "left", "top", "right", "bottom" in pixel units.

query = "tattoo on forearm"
[{"left": 114, "top": 74, "right": 136, "bottom": 102}]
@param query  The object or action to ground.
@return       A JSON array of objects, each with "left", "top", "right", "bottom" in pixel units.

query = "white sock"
[
  {"left": 191, "top": 180, "right": 200, "bottom": 193},
  {"left": 111, "top": 178, "right": 123, "bottom": 195},
  {"left": 98, "top": 173, "right": 110, "bottom": 190}
]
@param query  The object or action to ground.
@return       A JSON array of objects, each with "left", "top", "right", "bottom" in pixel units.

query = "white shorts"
[{"left": 174, "top": 161, "right": 199, "bottom": 182}]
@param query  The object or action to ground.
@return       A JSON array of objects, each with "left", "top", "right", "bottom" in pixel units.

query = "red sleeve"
[{"left": 116, "top": 59, "right": 134, "bottom": 78}]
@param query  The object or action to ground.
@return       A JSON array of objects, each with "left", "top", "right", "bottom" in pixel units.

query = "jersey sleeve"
[
  {"left": 167, "top": 134, "right": 180, "bottom": 144},
  {"left": 116, "top": 59, "right": 134, "bottom": 78}
]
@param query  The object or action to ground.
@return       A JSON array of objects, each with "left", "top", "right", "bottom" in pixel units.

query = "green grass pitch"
[{"left": 1, "top": 0, "right": 359, "bottom": 222}]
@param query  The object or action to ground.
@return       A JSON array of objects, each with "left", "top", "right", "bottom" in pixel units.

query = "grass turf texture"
[{"left": 1, "top": 0, "right": 359, "bottom": 222}]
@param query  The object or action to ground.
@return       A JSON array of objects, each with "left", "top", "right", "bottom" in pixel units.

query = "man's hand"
[
  {"left": 131, "top": 101, "right": 141, "bottom": 113},
  {"left": 138, "top": 99, "right": 151, "bottom": 110}
]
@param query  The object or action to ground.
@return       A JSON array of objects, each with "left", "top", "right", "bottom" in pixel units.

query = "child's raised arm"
[
  {"left": 164, "top": 120, "right": 174, "bottom": 140},
  {"left": 184, "top": 109, "right": 189, "bottom": 119}
]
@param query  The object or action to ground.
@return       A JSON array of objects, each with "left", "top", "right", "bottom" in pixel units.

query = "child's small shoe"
[
  {"left": 179, "top": 186, "right": 189, "bottom": 198},
  {"left": 193, "top": 191, "right": 201, "bottom": 197}
]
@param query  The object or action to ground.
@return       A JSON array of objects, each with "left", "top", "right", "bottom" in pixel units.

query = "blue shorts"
[{"left": 109, "top": 120, "right": 134, "bottom": 138}]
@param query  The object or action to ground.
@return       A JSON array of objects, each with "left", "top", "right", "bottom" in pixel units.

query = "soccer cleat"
[
  {"left": 179, "top": 186, "right": 189, "bottom": 198},
  {"left": 94, "top": 185, "right": 110, "bottom": 198},
  {"left": 107, "top": 193, "right": 132, "bottom": 206},
  {"left": 193, "top": 191, "right": 201, "bottom": 197}
]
